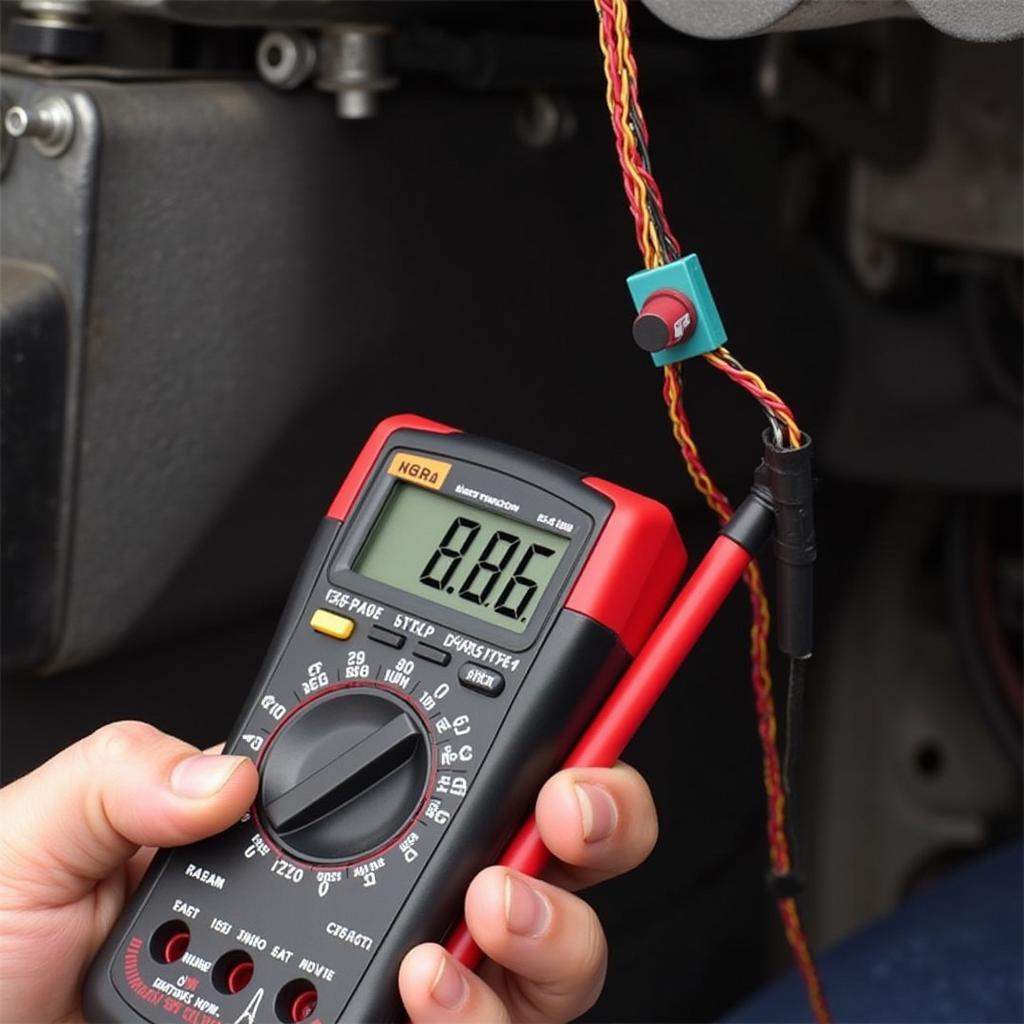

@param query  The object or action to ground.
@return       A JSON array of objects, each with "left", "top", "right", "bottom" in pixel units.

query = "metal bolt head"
[
  {"left": 316, "top": 25, "right": 395, "bottom": 120},
  {"left": 5, "top": 106, "right": 29, "bottom": 136},
  {"left": 4, "top": 94, "right": 75, "bottom": 157},
  {"left": 336, "top": 90, "right": 375, "bottom": 119},
  {"left": 256, "top": 30, "right": 317, "bottom": 91}
]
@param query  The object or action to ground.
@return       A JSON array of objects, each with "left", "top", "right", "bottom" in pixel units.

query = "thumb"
[{"left": 0, "top": 721, "right": 258, "bottom": 908}]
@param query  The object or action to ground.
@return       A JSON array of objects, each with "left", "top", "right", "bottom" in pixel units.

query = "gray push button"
[
  {"left": 368, "top": 624, "right": 405, "bottom": 649},
  {"left": 414, "top": 642, "right": 450, "bottom": 666},
  {"left": 458, "top": 662, "right": 505, "bottom": 697}
]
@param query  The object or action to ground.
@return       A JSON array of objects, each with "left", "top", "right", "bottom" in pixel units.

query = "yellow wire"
[
  {"left": 595, "top": 3, "right": 620, "bottom": 142},
  {"left": 609, "top": 3, "right": 661, "bottom": 267},
  {"left": 617, "top": 75, "right": 660, "bottom": 264},
  {"left": 595, "top": 0, "right": 663, "bottom": 269}
]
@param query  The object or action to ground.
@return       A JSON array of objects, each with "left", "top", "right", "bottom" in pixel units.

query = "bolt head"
[{"left": 4, "top": 106, "right": 29, "bottom": 137}]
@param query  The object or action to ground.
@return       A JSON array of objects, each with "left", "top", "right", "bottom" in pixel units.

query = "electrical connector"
[
  {"left": 762, "top": 434, "right": 815, "bottom": 898},
  {"left": 761, "top": 431, "right": 816, "bottom": 661},
  {"left": 722, "top": 457, "right": 814, "bottom": 899}
]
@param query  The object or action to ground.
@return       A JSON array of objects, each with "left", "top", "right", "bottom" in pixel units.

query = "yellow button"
[{"left": 310, "top": 609, "right": 355, "bottom": 641}]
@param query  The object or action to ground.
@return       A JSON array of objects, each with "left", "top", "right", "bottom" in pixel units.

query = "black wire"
[
  {"left": 773, "top": 655, "right": 808, "bottom": 895},
  {"left": 648, "top": 203, "right": 679, "bottom": 265},
  {"left": 714, "top": 349, "right": 788, "bottom": 444},
  {"left": 626, "top": 102, "right": 681, "bottom": 264},
  {"left": 627, "top": 104, "right": 654, "bottom": 170},
  {"left": 783, "top": 656, "right": 807, "bottom": 804}
]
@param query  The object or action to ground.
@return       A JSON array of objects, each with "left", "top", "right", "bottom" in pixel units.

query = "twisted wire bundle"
[{"left": 594, "top": 2, "right": 829, "bottom": 1019}]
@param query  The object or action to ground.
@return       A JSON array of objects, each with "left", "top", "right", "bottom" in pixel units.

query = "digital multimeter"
[{"left": 84, "top": 414, "right": 688, "bottom": 1024}]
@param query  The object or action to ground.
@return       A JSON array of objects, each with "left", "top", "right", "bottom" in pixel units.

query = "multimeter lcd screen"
[{"left": 354, "top": 483, "right": 570, "bottom": 633}]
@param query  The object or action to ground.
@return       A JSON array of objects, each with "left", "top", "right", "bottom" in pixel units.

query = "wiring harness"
[{"left": 593, "top": 1, "right": 829, "bottom": 1020}]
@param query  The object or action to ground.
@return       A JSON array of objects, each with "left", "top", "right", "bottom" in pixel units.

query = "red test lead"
[{"left": 447, "top": 493, "right": 774, "bottom": 967}]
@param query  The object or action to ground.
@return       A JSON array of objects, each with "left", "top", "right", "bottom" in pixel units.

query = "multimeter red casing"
[{"left": 84, "top": 414, "right": 686, "bottom": 1024}]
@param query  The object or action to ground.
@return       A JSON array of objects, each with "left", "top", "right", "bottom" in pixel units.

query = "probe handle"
[{"left": 447, "top": 533, "right": 755, "bottom": 967}]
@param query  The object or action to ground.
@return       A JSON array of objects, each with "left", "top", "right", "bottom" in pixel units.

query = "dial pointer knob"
[
  {"left": 259, "top": 688, "right": 432, "bottom": 864},
  {"left": 265, "top": 712, "right": 420, "bottom": 834}
]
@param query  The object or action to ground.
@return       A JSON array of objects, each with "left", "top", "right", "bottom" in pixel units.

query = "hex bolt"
[{"left": 4, "top": 95, "right": 75, "bottom": 157}]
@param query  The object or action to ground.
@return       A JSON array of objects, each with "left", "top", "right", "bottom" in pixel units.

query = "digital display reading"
[{"left": 354, "top": 483, "right": 570, "bottom": 633}]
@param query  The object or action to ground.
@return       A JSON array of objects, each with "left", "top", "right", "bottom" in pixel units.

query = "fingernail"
[
  {"left": 170, "top": 755, "right": 247, "bottom": 799},
  {"left": 430, "top": 952, "right": 467, "bottom": 1010},
  {"left": 504, "top": 874, "right": 552, "bottom": 938},
  {"left": 575, "top": 782, "right": 618, "bottom": 843}
]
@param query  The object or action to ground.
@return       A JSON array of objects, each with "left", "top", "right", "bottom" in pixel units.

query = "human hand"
[
  {"left": 398, "top": 763, "right": 658, "bottom": 1023},
  {"left": 0, "top": 723, "right": 259, "bottom": 1024},
  {"left": 0, "top": 723, "right": 657, "bottom": 1024}
]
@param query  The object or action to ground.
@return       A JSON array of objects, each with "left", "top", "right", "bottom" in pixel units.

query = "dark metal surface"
[
  {"left": 7, "top": 13, "right": 102, "bottom": 61},
  {"left": 850, "top": 36, "right": 1023, "bottom": 258},
  {"left": 801, "top": 494, "right": 1020, "bottom": 948},
  {"left": 0, "top": 78, "right": 101, "bottom": 669},
  {"left": 818, "top": 259, "right": 1023, "bottom": 489},
  {"left": 1, "top": 261, "right": 70, "bottom": 669},
  {"left": 760, "top": 23, "right": 931, "bottom": 171}
]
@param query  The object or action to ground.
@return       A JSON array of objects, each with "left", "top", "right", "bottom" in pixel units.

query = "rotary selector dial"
[{"left": 258, "top": 687, "right": 432, "bottom": 865}]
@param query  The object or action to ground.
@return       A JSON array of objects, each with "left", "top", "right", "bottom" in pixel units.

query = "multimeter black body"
[{"left": 84, "top": 415, "right": 686, "bottom": 1024}]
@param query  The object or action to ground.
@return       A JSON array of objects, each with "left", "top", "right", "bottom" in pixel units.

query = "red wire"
[
  {"left": 597, "top": 6, "right": 648, "bottom": 250},
  {"left": 710, "top": 360, "right": 800, "bottom": 426}
]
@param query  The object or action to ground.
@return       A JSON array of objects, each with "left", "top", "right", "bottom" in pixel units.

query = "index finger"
[{"left": 536, "top": 761, "right": 658, "bottom": 892}]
